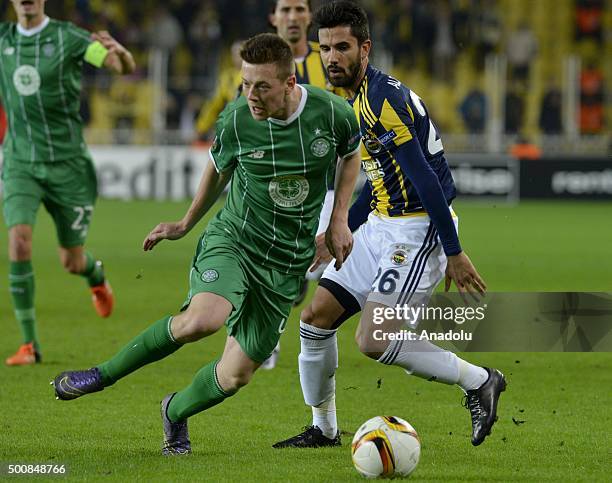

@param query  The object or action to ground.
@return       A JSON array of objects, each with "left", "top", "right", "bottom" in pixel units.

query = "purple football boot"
[
  {"left": 161, "top": 393, "right": 192, "bottom": 455},
  {"left": 52, "top": 368, "right": 104, "bottom": 400}
]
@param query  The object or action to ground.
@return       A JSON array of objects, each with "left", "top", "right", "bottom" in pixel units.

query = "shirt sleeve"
[
  {"left": 393, "top": 137, "right": 462, "bottom": 256},
  {"left": 332, "top": 96, "right": 361, "bottom": 158},
  {"left": 208, "top": 105, "right": 238, "bottom": 173},
  {"left": 377, "top": 84, "right": 461, "bottom": 255},
  {"left": 64, "top": 23, "right": 96, "bottom": 61},
  {"left": 376, "top": 85, "right": 415, "bottom": 149}
]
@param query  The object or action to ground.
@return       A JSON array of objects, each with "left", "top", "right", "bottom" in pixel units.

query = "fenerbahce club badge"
[
  {"left": 363, "top": 131, "right": 383, "bottom": 154},
  {"left": 391, "top": 245, "right": 410, "bottom": 266}
]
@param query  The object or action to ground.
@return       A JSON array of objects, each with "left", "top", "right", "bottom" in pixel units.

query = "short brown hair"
[{"left": 240, "top": 33, "right": 295, "bottom": 80}]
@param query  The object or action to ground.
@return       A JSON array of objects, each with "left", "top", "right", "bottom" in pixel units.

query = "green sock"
[
  {"left": 97, "top": 316, "right": 182, "bottom": 386},
  {"left": 81, "top": 252, "right": 105, "bottom": 287},
  {"left": 167, "top": 360, "right": 233, "bottom": 422},
  {"left": 9, "top": 261, "right": 38, "bottom": 351}
]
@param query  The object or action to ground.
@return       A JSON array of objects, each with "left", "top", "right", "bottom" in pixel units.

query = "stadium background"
[
  {"left": 0, "top": 0, "right": 610, "bottom": 149},
  {"left": 1, "top": 1, "right": 611, "bottom": 481}
]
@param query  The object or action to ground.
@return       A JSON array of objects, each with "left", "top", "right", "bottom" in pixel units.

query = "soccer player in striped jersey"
[
  {"left": 52, "top": 34, "right": 362, "bottom": 456},
  {"left": 1, "top": 0, "right": 135, "bottom": 366},
  {"left": 270, "top": 0, "right": 337, "bottom": 92},
  {"left": 274, "top": 1, "right": 507, "bottom": 449}
]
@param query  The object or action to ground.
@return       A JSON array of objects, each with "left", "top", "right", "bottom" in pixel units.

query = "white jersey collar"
[
  {"left": 268, "top": 84, "right": 308, "bottom": 126},
  {"left": 17, "top": 16, "right": 50, "bottom": 37}
]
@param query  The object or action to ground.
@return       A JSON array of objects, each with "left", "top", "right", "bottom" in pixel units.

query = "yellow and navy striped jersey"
[
  {"left": 296, "top": 41, "right": 346, "bottom": 97},
  {"left": 351, "top": 65, "right": 456, "bottom": 217}
]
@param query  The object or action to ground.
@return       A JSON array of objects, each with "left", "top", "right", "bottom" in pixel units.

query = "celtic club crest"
[
  {"left": 310, "top": 138, "right": 331, "bottom": 158},
  {"left": 201, "top": 269, "right": 219, "bottom": 283},
  {"left": 268, "top": 175, "right": 310, "bottom": 207},
  {"left": 13, "top": 65, "right": 41, "bottom": 96}
]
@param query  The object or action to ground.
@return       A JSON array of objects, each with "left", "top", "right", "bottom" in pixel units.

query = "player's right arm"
[
  {"left": 142, "top": 161, "right": 232, "bottom": 251},
  {"left": 143, "top": 106, "right": 237, "bottom": 251}
]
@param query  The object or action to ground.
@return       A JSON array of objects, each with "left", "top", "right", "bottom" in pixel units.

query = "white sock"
[
  {"left": 378, "top": 337, "right": 460, "bottom": 384},
  {"left": 312, "top": 395, "right": 337, "bottom": 439},
  {"left": 456, "top": 358, "right": 489, "bottom": 391},
  {"left": 298, "top": 321, "right": 338, "bottom": 435}
]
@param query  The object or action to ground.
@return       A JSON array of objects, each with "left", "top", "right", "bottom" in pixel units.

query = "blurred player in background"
[
  {"left": 274, "top": 1, "right": 506, "bottom": 449},
  {"left": 52, "top": 33, "right": 362, "bottom": 456},
  {"left": 270, "top": 0, "right": 334, "bottom": 91},
  {"left": 194, "top": 40, "right": 243, "bottom": 140},
  {"left": 1, "top": 0, "right": 135, "bottom": 366}
]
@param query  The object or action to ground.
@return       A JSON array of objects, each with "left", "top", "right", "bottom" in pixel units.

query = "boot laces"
[{"left": 463, "top": 392, "right": 484, "bottom": 425}]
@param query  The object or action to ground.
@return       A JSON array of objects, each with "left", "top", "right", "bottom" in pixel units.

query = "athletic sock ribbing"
[
  {"left": 9, "top": 261, "right": 38, "bottom": 350},
  {"left": 97, "top": 316, "right": 182, "bottom": 386},
  {"left": 167, "top": 360, "right": 232, "bottom": 422}
]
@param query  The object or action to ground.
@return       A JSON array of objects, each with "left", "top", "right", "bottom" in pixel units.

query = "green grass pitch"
[{"left": 1, "top": 199, "right": 611, "bottom": 481}]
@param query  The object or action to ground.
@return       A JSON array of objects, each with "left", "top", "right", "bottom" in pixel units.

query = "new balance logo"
[{"left": 247, "top": 150, "right": 265, "bottom": 159}]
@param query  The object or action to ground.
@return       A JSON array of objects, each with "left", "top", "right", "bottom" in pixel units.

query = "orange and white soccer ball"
[{"left": 351, "top": 416, "right": 421, "bottom": 478}]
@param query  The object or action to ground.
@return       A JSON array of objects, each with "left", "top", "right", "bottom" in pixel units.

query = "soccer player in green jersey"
[
  {"left": 1, "top": 0, "right": 136, "bottom": 366},
  {"left": 52, "top": 33, "right": 362, "bottom": 456},
  {"left": 262, "top": 0, "right": 353, "bottom": 369}
]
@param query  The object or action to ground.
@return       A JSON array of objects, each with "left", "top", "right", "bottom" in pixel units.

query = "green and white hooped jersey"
[
  {"left": 209, "top": 84, "right": 360, "bottom": 276},
  {"left": 0, "top": 18, "right": 107, "bottom": 162}
]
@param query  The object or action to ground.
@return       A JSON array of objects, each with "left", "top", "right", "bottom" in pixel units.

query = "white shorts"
[{"left": 321, "top": 210, "right": 458, "bottom": 309}]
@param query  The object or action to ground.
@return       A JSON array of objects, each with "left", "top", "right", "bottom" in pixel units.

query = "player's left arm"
[
  {"left": 386, "top": 90, "right": 486, "bottom": 296},
  {"left": 394, "top": 139, "right": 485, "bottom": 296},
  {"left": 90, "top": 31, "right": 136, "bottom": 75}
]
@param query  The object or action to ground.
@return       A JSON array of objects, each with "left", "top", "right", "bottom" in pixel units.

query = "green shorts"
[
  {"left": 182, "top": 223, "right": 302, "bottom": 363},
  {"left": 2, "top": 154, "right": 98, "bottom": 247}
]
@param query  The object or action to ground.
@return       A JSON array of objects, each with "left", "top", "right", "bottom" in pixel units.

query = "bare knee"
[
  {"left": 300, "top": 303, "right": 335, "bottom": 330},
  {"left": 177, "top": 313, "right": 220, "bottom": 341},
  {"left": 222, "top": 370, "right": 253, "bottom": 392},
  {"left": 9, "top": 227, "right": 32, "bottom": 261},
  {"left": 172, "top": 309, "right": 226, "bottom": 344},
  {"left": 60, "top": 252, "right": 84, "bottom": 274},
  {"left": 354, "top": 324, "right": 385, "bottom": 360},
  {"left": 300, "top": 304, "right": 316, "bottom": 325},
  {"left": 171, "top": 294, "right": 232, "bottom": 343}
]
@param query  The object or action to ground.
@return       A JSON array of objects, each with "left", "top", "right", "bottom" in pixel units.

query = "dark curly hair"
[{"left": 313, "top": 1, "right": 370, "bottom": 45}]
